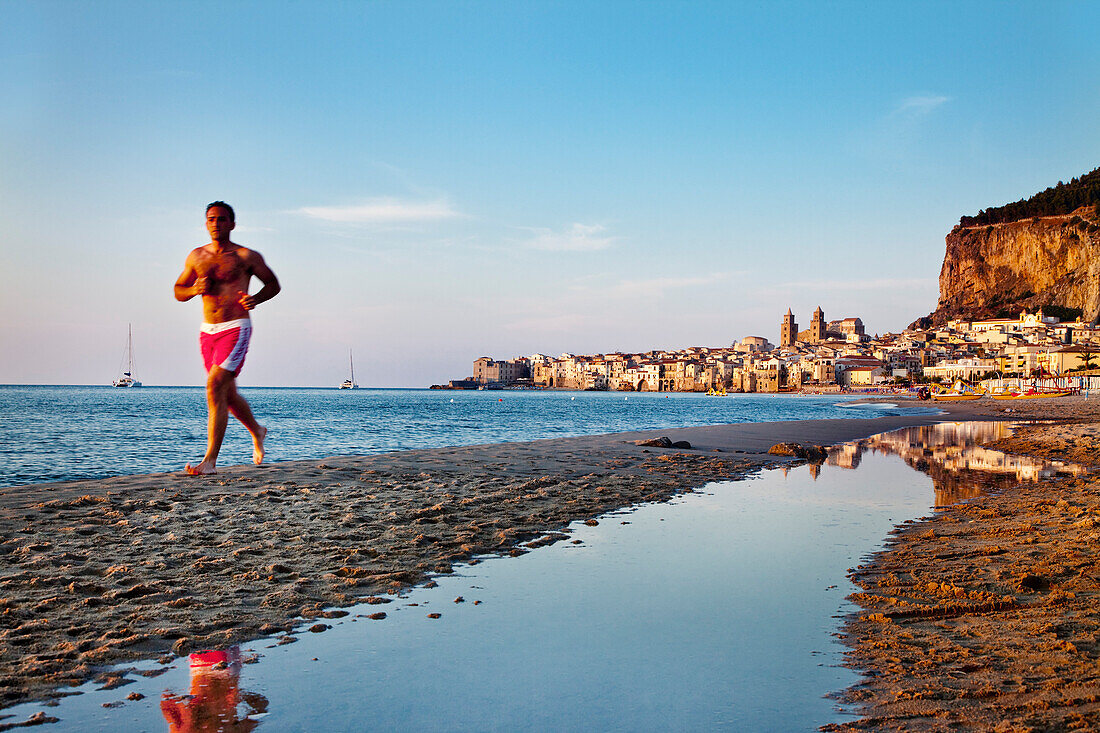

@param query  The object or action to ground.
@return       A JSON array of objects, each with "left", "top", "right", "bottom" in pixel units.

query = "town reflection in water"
[
  {"left": 824, "top": 421, "right": 1089, "bottom": 506},
  {"left": 161, "top": 646, "right": 268, "bottom": 733}
]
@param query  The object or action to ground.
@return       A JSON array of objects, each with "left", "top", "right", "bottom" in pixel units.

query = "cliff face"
[{"left": 913, "top": 210, "right": 1100, "bottom": 328}]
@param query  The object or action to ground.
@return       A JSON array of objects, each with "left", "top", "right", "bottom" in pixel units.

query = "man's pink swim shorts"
[{"left": 200, "top": 319, "right": 252, "bottom": 374}]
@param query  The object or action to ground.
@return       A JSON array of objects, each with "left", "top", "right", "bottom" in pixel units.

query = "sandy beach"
[
  {"left": 826, "top": 395, "right": 1100, "bottom": 732},
  {"left": 1, "top": 397, "right": 1098, "bottom": 729}
]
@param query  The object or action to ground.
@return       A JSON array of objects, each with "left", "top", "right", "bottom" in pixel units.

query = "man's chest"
[{"left": 198, "top": 254, "right": 248, "bottom": 283}]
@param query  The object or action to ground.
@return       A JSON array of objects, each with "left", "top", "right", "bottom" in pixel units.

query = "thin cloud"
[
  {"left": 615, "top": 272, "right": 731, "bottom": 298},
  {"left": 295, "top": 197, "right": 461, "bottom": 224},
  {"left": 895, "top": 95, "right": 950, "bottom": 116},
  {"left": 565, "top": 273, "right": 610, "bottom": 291},
  {"left": 776, "top": 277, "right": 937, "bottom": 292},
  {"left": 855, "top": 93, "right": 951, "bottom": 160},
  {"left": 504, "top": 313, "right": 593, "bottom": 332},
  {"left": 524, "top": 223, "right": 615, "bottom": 252}
]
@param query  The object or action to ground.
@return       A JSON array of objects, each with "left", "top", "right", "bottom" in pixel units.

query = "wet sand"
[
  {"left": 0, "top": 410, "right": 955, "bottom": 712},
  {"left": 826, "top": 395, "right": 1100, "bottom": 731},
  {"left": 2, "top": 396, "right": 1098, "bottom": 728}
]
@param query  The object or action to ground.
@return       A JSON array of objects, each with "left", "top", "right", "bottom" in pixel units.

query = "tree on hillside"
[{"left": 959, "top": 167, "right": 1100, "bottom": 226}]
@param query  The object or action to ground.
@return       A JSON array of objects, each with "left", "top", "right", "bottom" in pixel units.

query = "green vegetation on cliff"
[{"left": 959, "top": 166, "right": 1100, "bottom": 227}]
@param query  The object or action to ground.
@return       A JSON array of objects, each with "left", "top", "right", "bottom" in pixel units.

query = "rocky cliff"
[{"left": 912, "top": 208, "right": 1100, "bottom": 328}]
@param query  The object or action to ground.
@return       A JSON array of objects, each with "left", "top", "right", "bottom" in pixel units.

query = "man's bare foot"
[
  {"left": 252, "top": 426, "right": 267, "bottom": 465},
  {"left": 185, "top": 461, "right": 217, "bottom": 476}
]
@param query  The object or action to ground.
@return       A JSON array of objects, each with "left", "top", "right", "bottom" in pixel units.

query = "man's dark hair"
[{"left": 205, "top": 201, "right": 235, "bottom": 222}]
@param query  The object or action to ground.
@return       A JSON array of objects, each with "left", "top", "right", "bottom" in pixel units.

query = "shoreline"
[
  {"left": 0, "top": 387, "right": 938, "bottom": 492},
  {"left": 0, "top": 397, "right": 1091, "bottom": 720},
  {"left": 826, "top": 396, "right": 1100, "bottom": 731},
  {"left": 0, "top": 408, "right": 962, "bottom": 710}
]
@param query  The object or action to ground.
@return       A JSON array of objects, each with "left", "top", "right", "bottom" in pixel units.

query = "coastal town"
[{"left": 438, "top": 306, "right": 1100, "bottom": 392}]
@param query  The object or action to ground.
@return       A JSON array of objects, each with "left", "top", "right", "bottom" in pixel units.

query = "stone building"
[
  {"left": 472, "top": 357, "right": 529, "bottom": 385},
  {"left": 753, "top": 365, "right": 783, "bottom": 392},
  {"left": 780, "top": 309, "right": 798, "bottom": 348},
  {"left": 828, "top": 317, "right": 866, "bottom": 340},
  {"left": 791, "top": 306, "right": 827, "bottom": 344},
  {"left": 782, "top": 307, "right": 829, "bottom": 346},
  {"left": 737, "top": 335, "right": 773, "bottom": 353}
]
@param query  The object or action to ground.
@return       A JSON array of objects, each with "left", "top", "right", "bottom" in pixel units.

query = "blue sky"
[{"left": 2, "top": 1, "right": 1098, "bottom": 387}]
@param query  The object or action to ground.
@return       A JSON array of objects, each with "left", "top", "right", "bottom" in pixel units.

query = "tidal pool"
[{"left": 7, "top": 421, "right": 1083, "bottom": 731}]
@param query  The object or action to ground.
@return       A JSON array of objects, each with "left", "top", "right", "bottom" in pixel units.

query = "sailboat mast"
[{"left": 350, "top": 349, "right": 355, "bottom": 383}]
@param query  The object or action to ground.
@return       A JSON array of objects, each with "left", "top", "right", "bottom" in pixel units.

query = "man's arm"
[
  {"left": 237, "top": 251, "right": 281, "bottom": 311},
  {"left": 174, "top": 251, "right": 209, "bottom": 302}
]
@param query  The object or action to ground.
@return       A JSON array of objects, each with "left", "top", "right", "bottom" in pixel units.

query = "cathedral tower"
[
  {"left": 809, "top": 306, "right": 826, "bottom": 343},
  {"left": 780, "top": 308, "right": 798, "bottom": 347}
]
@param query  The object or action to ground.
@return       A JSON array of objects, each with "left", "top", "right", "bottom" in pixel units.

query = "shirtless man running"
[{"left": 174, "top": 202, "right": 281, "bottom": 475}]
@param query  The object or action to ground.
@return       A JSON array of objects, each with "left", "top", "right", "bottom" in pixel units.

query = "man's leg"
[
  {"left": 225, "top": 379, "right": 267, "bottom": 465},
  {"left": 186, "top": 366, "right": 235, "bottom": 475}
]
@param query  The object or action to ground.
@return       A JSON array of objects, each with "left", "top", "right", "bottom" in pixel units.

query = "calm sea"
[{"left": 0, "top": 386, "right": 935, "bottom": 488}]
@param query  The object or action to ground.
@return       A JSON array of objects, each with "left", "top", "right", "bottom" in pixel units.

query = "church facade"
[{"left": 780, "top": 307, "right": 863, "bottom": 345}]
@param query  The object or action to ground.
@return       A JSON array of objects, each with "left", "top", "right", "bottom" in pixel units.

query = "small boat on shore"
[
  {"left": 990, "top": 386, "right": 1070, "bottom": 400},
  {"left": 931, "top": 381, "right": 985, "bottom": 401},
  {"left": 112, "top": 324, "right": 142, "bottom": 388}
]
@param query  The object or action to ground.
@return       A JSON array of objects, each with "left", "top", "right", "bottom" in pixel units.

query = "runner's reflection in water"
[{"left": 160, "top": 646, "right": 268, "bottom": 733}]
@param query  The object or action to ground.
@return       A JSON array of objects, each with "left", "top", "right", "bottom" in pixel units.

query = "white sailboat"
[
  {"left": 339, "top": 350, "right": 359, "bottom": 389},
  {"left": 113, "top": 324, "right": 142, "bottom": 387}
]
